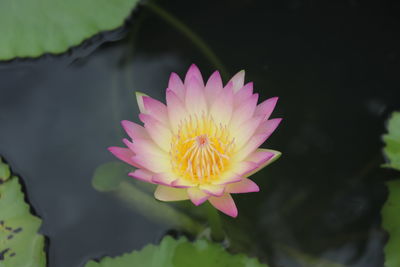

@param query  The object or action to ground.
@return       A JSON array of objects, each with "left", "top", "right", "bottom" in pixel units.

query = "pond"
[{"left": 0, "top": 0, "right": 399, "bottom": 266}]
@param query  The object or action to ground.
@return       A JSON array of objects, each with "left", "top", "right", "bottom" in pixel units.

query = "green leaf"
[
  {"left": 0, "top": 162, "right": 46, "bottom": 266},
  {"left": 382, "top": 180, "right": 400, "bottom": 267},
  {"left": 172, "top": 239, "right": 267, "bottom": 267},
  {"left": 0, "top": 158, "right": 11, "bottom": 183},
  {"left": 92, "top": 161, "right": 132, "bottom": 192},
  {"left": 92, "top": 161, "right": 204, "bottom": 234},
  {"left": 85, "top": 236, "right": 268, "bottom": 267},
  {"left": 383, "top": 112, "right": 400, "bottom": 171},
  {"left": 0, "top": 0, "right": 141, "bottom": 60}
]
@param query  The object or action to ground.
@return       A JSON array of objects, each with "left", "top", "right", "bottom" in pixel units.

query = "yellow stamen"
[{"left": 170, "top": 113, "right": 235, "bottom": 184}]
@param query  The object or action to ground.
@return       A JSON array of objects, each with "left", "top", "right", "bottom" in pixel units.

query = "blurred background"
[{"left": 0, "top": 0, "right": 400, "bottom": 266}]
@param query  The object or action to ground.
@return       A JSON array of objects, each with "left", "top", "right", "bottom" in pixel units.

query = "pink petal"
[
  {"left": 128, "top": 169, "right": 154, "bottom": 183},
  {"left": 200, "top": 184, "right": 225, "bottom": 197},
  {"left": 245, "top": 149, "right": 282, "bottom": 177},
  {"left": 123, "top": 139, "right": 170, "bottom": 173},
  {"left": 233, "top": 161, "right": 259, "bottom": 176},
  {"left": 209, "top": 193, "right": 238, "bottom": 217},
  {"left": 205, "top": 70, "right": 223, "bottom": 105},
  {"left": 108, "top": 146, "right": 140, "bottom": 168},
  {"left": 188, "top": 187, "right": 209, "bottom": 206},
  {"left": 171, "top": 179, "right": 194, "bottom": 188},
  {"left": 185, "top": 76, "right": 207, "bottom": 115},
  {"left": 121, "top": 120, "right": 149, "bottom": 140},
  {"left": 209, "top": 82, "right": 234, "bottom": 125},
  {"left": 212, "top": 174, "right": 242, "bottom": 185},
  {"left": 151, "top": 173, "right": 177, "bottom": 186},
  {"left": 122, "top": 138, "right": 166, "bottom": 158},
  {"left": 142, "top": 96, "right": 169, "bottom": 125},
  {"left": 229, "top": 70, "right": 245, "bottom": 93},
  {"left": 225, "top": 178, "right": 259, "bottom": 194},
  {"left": 234, "top": 116, "right": 264, "bottom": 149},
  {"left": 234, "top": 132, "right": 272, "bottom": 162},
  {"left": 139, "top": 113, "right": 172, "bottom": 152},
  {"left": 255, "top": 97, "right": 279, "bottom": 121},
  {"left": 246, "top": 149, "right": 275, "bottom": 165},
  {"left": 154, "top": 185, "right": 189, "bottom": 201},
  {"left": 166, "top": 89, "right": 187, "bottom": 133},
  {"left": 184, "top": 64, "right": 204, "bottom": 86},
  {"left": 131, "top": 154, "right": 170, "bottom": 174},
  {"left": 230, "top": 93, "right": 259, "bottom": 131},
  {"left": 255, "top": 118, "right": 282, "bottom": 137},
  {"left": 135, "top": 92, "right": 148, "bottom": 113},
  {"left": 234, "top": 82, "right": 253, "bottom": 106},
  {"left": 168, "top": 72, "right": 185, "bottom": 100}
]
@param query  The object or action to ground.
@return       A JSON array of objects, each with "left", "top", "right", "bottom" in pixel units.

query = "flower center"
[{"left": 170, "top": 114, "right": 235, "bottom": 184}]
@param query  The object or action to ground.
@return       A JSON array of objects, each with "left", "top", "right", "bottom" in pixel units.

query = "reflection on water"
[{"left": 0, "top": 0, "right": 399, "bottom": 266}]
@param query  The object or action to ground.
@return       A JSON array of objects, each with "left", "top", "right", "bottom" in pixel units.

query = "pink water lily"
[{"left": 109, "top": 64, "right": 281, "bottom": 217}]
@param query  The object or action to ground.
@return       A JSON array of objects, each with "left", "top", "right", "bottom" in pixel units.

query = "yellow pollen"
[{"left": 170, "top": 113, "right": 235, "bottom": 184}]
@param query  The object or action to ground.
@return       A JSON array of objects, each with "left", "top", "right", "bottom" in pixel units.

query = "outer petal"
[
  {"left": 154, "top": 185, "right": 189, "bottom": 201},
  {"left": 187, "top": 187, "right": 209, "bottom": 206},
  {"left": 209, "top": 82, "right": 234, "bottom": 125},
  {"left": 232, "top": 161, "right": 259, "bottom": 176},
  {"left": 200, "top": 184, "right": 225, "bottom": 197},
  {"left": 255, "top": 118, "right": 282, "bottom": 138},
  {"left": 168, "top": 72, "right": 185, "bottom": 100},
  {"left": 139, "top": 113, "right": 172, "bottom": 152},
  {"left": 235, "top": 118, "right": 282, "bottom": 161},
  {"left": 166, "top": 89, "right": 187, "bottom": 133},
  {"left": 246, "top": 149, "right": 275, "bottom": 166},
  {"left": 230, "top": 93, "right": 259, "bottom": 131},
  {"left": 151, "top": 173, "right": 177, "bottom": 186},
  {"left": 234, "top": 116, "right": 264, "bottom": 149},
  {"left": 185, "top": 76, "right": 207, "bottom": 115},
  {"left": 211, "top": 171, "right": 242, "bottom": 185},
  {"left": 184, "top": 64, "right": 204, "bottom": 86},
  {"left": 108, "top": 146, "right": 140, "bottom": 168},
  {"left": 225, "top": 178, "right": 259, "bottom": 193},
  {"left": 234, "top": 82, "right": 253, "bottom": 107},
  {"left": 233, "top": 133, "right": 271, "bottom": 162},
  {"left": 255, "top": 97, "right": 279, "bottom": 121},
  {"left": 124, "top": 139, "right": 170, "bottom": 172},
  {"left": 135, "top": 92, "right": 148, "bottom": 113},
  {"left": 209, "top": 193, "right": 238, "bottom": 217},
  {"left": 205, "top": 70, "right": 223, "bottom": 105},
  {"left": 143, "top": 96, "right": 169, "bottom": 125},
  {"left": 128, "top": 169, "right": 154, "bottom": 183},
  {"left": 121, "top": 120, "right": 149, "bottom": 140},
  {"left": 245, "top": 149, "right": 281, "bottom": 177},
  {"left": 229, "top": 70, "right": 245, "bottom": 93}
]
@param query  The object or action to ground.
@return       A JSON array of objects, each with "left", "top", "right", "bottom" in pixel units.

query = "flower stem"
[
  {"left": 117, "top": 181, "right": 204, "bottom": 234},
  {"left": 205, "top": 202, "right": 225, "bottom": 242},
  {"left": 145, "top": 1, "right": 229, "bottom": 80}
]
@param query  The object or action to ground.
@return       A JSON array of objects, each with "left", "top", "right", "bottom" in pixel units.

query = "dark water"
[{"left": 1, "top": 0, "right": 400, "bottom": 266}]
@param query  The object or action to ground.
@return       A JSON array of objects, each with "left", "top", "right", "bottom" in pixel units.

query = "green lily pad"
[
  {"left": 382, "top": 180, "right": 400, "bottom": 267},
  {"left": 92, "top": 161, "right": 132, "bottom": 192},
  {"left": 85, "top": 236, "right": 267, "bottom": 267},
  {"left": 0, "top": 0, "right": 140, "bottom": 60},
  {"left": 0, "top": 158, "right": 11, "bottom": 183},
  {"left": 383, "top": 112, "right": 400, "bottom": 171},
  {"left": 0, "top": 158, "right": 46, "bottom": 266}
]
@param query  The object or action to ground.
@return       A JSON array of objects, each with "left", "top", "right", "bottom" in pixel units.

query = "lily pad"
[
  {"left": 92, "top": 161, "right": 132, "bottom": 192},
  {"left": 383, "top": 112, "right": 400, "bottom": 171},
  {"left": 85, "top": 236, "right": 267, "bottom": 267},
  {"left": 0, "top": 0, "right": 141, "bottom": 60},
  {"left": 382, "top": 180, "right": 400, "bottom": 267},
  {"left": 0, "top": 158, "right": 46, "bottom": 266}
]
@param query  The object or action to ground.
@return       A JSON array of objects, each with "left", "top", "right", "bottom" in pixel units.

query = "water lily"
[{"left": 109, "top": 64, "right": 281, "bottom": 217}]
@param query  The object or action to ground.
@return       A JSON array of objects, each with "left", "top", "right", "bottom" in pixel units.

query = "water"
[{"left": 1, "top": 0, "right": 400, "bottom": 266}]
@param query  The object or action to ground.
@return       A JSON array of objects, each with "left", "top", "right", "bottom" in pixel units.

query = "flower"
[{"left": 109, "top": 64, "right": 281, "bottom": 217}]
